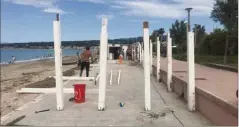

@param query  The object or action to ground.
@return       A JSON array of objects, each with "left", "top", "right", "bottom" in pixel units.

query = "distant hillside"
[{"left": 1, "top": 37, "right": 144, "bottom": 49}]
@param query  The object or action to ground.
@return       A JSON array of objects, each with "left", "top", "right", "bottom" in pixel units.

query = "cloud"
[
  {"left": 76, "top": 0, "right": 215, "bottom": 19},
  {"left": 116, "top": 1, "right": 184, "bottom": 18},
  {"left": 96, "top": 13, "right": 114, "bottom": 19},
  {"left": 43, "top": 7, "right": 66, "bottom": 14},
  {"left": 3, "top": 0, "right": 55, "bottom": 8},
  {"left": 4, "top": 0, "right": 67, "bottom": 14},
  {"left": 77, "top": 0, "right": 106, "bottom": 4}
]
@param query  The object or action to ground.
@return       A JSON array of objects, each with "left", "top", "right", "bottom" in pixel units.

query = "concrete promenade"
[
  {"left": 1, "top": 63, "right": 212, "bottom": 126},
  {"left": 153, "top": 57, "right": 238, "bottom": 106}
]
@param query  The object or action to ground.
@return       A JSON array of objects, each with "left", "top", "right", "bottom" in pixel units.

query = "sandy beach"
[{"left": 1, "top": 56, "right": 79, "bottom": 116}]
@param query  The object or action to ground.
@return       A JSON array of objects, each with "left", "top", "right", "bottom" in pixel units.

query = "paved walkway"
[
  {"left": 153, "top": 57, "right": 238, "bottom": 106},
  {"left": 1, "top": 63, "right": 212, "bottom": 126}
]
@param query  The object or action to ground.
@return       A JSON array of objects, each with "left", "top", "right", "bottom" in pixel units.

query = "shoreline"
[
  {"left": 0, "top": 57, "right": 54, "bottom": 65},
  {"left": 0, "top": 55, "right": 78, "bottom": 65}
]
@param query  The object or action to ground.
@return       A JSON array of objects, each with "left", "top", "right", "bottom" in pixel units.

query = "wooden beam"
[
  {"left": 51, "top": 76, "right": 95, "bottom": 81},
  {"left": 16, "top": 88, "right": 110, "bottom": 94}
]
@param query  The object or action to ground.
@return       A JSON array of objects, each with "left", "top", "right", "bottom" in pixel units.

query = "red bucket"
[{"left": 73, "top": 84, "right": 86, "bottom": 103}]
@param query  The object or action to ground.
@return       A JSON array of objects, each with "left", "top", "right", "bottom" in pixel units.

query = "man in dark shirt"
[{"left": 80, "top": 46, "right": 92, "bottom": 77}]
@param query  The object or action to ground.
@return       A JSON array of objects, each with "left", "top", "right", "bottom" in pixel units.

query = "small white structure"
[
  {"left": 143, "top": 21, "right": 151, "bottom": 111},
  {"left": 110, "top": 70, "right": 113, "bottom": 85},
  {"left": 167, "top": 32, "right": 172, "bottom": 92},
  {"left": 53, "top": 14, "right": 64, "bottom": 111},
  {"left": 117, "top": 70, "right": 121, "bottom": 85},
  {"left": 98, "top": 18, "right": 108, "bottom": 111},
  {"left": 187, "top": 32, "right": 195, "bottom": 111},
  {"left": 156, "top": 37, "right": 161, "bottom": 81}
]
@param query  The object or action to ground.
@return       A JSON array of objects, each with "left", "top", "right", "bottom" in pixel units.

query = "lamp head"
[{"left": 185, "top": 8, "right": 193, "bottom": 12}]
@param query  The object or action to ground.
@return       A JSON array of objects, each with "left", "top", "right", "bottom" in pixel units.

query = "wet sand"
[{"left": 1, "top": 56, "right": 78, "bottom": 116}]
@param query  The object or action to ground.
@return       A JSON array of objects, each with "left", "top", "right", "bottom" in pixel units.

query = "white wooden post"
[
  {"left": 110, "top": 70, "right": 113, "bottom": 85},
  {"left": 143, "top": 21, "right": 151, "bottom": 111},
  {"left": 142, "top": 49, "right": 144, "bottom": 66},
  {"left": 117, "top": 70, "right": 121, "bottom": 85},
  {"left": 137, "top": 42, "right": 142, "bottom": 64},
  {"left": 167, "top": 32, "right": 172, "bottom": 92},
  {"left": 53, "top": 14, "right": 64, "bottom": 111},
  {"left": 134, "top": 45, "right": 137, "bottom": 61},
  {"left": 150, "top": 39, "right": 153, "bottom": 75},
  {"left": 157, "top": 37, "right": 161, "bottom": 81},
  {"left": 137, "top": 44, "right": 140, "bottom": 61},
  {"left": 98, "top": 18, "right": 108, "bottom": 111},
  {"left": 134, "top": 45, "right": 136, "bottom": 61},
  {"left": 131, "top": 45, "right": 134, "bottom": 61},
  {"left": 187, "top": 32, "right": 195, "bottom": 111}
]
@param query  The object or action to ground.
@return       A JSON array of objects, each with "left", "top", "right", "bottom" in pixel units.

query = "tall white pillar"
[
  {"left": 143, "top": 21, "right": 151, "bottom": 111},
  {"left": 150, "top": 39, "right": 153, "bottom": 75},
  {"left": 167, "top": 32, "right": 172, "bottom": 92},
  {"left": 157, "top": 37, "right": 161, "bottom": 81},
  {"left": 53, "top": 14, "right": 64, "bottom": 111},
  {"left": 98, "top": 18, "right": 108, "bottom": 111},
  {"left": 187, "top": 32, "right": 195, "bottom": 111}
]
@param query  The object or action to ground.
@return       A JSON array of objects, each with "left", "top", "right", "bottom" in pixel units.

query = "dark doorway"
[{"left": 109, "top": 47, "right": 121, "bottom": 59}]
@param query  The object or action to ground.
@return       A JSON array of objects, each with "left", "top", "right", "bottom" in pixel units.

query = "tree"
[
  {"left": 200, "top": 28, "right": 227, "bottom": 55},
  {"left": 149, "top": 28, "right": 165, "bottom": 53},
  {"left": 169, "top": 20, "right": 187, "bottom": 54},
  {"left": 158, "top": 28, "right": 165, "bottom": 41},
  {"left": 211, "top": 0, "right": 238, "bottom": 63},
  {"left": 193, "top": 24, "right": 206, "bottom": 53},
  {"left": 211, "top": 0, "right": 238, "bottom": 34},
  {"left": 150, "top": 28, "right": 165, "bottom": 42}
]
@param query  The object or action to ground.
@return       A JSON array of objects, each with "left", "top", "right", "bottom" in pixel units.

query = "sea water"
[{"left": 1, "top": 49, "right": 81, "bottom": 64}]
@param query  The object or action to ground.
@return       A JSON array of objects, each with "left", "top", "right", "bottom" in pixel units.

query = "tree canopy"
[
  {"left": 169, "top": 20, "right": 187, "bottom": 53},
  {"left": 211, "top": 0, "right": 238, "bottom": 35}
]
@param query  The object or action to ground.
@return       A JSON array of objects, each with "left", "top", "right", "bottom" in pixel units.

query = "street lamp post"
[
  {"left": 185, "top": 8, "right": 196, "bottom": 112},
  {"left": 185, "top": 8, "right": 193, "bottom": 32}
]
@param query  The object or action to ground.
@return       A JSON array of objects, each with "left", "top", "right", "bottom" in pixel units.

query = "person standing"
[
  {"left": 79, "top": 46, "right": 92, "bottom": 77},
  {"left": 12, "top": 56, "right": 16, "bottom": 63}
]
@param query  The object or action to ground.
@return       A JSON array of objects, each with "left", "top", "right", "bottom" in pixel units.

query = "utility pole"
[{"left": 185, "top": 8, "right": 193, "bottom": 32}]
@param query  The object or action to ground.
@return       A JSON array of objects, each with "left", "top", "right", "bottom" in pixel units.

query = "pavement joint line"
[
  {"left": 150, "top": 76, "right": 184, "bottom": 126},
  {"left": 138, "top": 66, "right": 185, "bottom": 126}
]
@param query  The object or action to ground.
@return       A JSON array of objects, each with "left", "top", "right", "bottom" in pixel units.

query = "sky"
[{"left": 1, "top": 0, "right": 222, "bottom": 43}]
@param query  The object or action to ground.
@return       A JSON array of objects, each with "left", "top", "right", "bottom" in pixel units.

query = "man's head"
[{"left": 86, "top": 46, "right": 90, "bottom": 51}]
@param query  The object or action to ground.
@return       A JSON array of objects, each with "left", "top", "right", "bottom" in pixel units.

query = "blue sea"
[{"left": 1, "top": 49, "right": 81, "bottom": 64}]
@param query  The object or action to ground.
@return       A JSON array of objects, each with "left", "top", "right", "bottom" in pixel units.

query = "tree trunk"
[{"left": 223, "top": 37, "right": 228, "bottom": 64}]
